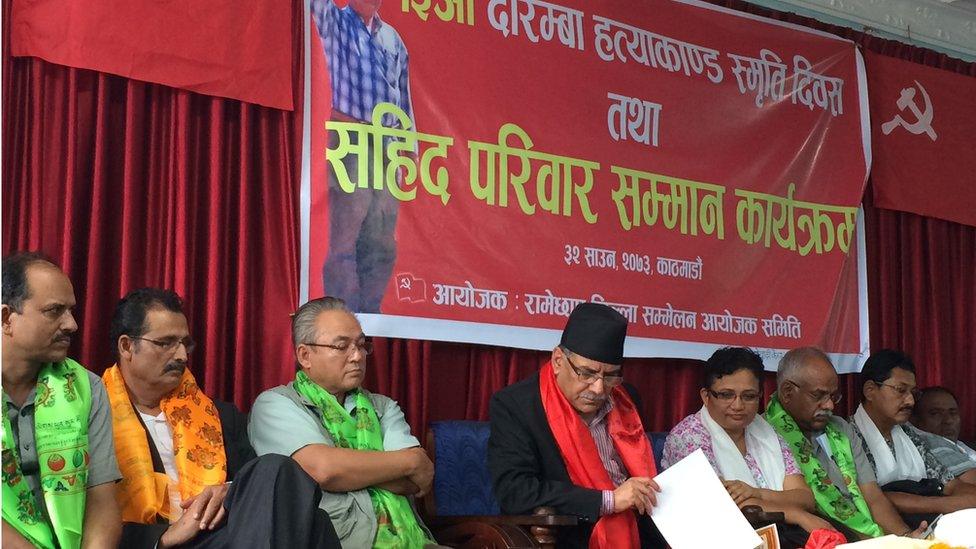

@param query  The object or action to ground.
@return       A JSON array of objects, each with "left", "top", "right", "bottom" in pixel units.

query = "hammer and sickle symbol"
[
  {"left": 399, "top": 277, "right": 412, "bottom": 290},
  {"left": 880, "top": 80, "right": 937, "bottom": 141}
]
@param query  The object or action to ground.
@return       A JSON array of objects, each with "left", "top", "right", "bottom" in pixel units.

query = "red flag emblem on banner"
[
  {"left": 867, "top": 51, "right": 976, "bottom": 227},
  {"left": 395, "top": 273, "right": 427, "bottom": 304}
]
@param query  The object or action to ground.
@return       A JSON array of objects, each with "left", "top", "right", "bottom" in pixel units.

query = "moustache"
[
  {"left": 163, "top": 362, "right": 187, "bottom": 374},
  {"left": 54, "top": 333, "right": 73, "bottom": 344},
  {"left": 579, "top": 392, "right": 606, "bottom": 404},
  {"left": 898, "top": 405, "right": 913, "bottom": 414}
]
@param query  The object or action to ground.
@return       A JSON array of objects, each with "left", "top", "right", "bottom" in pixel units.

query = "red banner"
[
  {"left": 866, "top": 51, "right": 976, "bottom": 228},
  {"left": 301, "top": 0, "right": 871, "bottom": 371},
  {"left": 10, "top": 0, "right": 294, "bottom": 110}
]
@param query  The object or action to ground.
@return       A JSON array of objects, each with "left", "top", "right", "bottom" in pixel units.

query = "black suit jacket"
[
  {"left": 488, "top": 373, "right": 603, "bottom": 548},
  {"left": 119, "top": 400, "right": 257, "bottom": 548}
]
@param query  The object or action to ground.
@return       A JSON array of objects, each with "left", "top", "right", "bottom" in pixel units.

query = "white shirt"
[
  {"left": 138, "top": 410, "right": 182, "bottom": 517},
  {"left": 955, "top": 439, "right": 976, "bottom": 462}
]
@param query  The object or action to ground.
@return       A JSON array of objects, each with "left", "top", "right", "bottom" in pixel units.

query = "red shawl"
[{"left": 539, "top": 361, "right": 656, "bottom": 549}]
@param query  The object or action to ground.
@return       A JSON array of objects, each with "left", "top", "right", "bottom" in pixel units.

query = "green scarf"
[
  {"left": 765, "top": 394, "right": 883, "bottom": 538},
  {"left": 3, "top": 358, "right": 92, "bottom": 549},
  {"left": 293, "top": 371, "right": 432, "bottom": 549}
]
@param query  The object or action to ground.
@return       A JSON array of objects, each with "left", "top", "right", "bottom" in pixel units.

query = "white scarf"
[
  {"left": 698, "top": 406, "right": 786, "bottom": 490},
  {"left": 852, "top": 404, "right": 926, "bottom": 485}
]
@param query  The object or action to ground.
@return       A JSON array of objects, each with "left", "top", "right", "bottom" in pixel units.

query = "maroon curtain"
[
  {"left": 1, "top": 0, "right": 304, "bottom": 411},
  {"left": 3, "top": 0, "right": 974, "bottom": 442}
]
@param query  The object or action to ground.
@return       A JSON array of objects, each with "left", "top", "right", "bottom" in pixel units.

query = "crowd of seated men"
[{"left": 4, "top": 251, "right": 974, "bottom": 549}]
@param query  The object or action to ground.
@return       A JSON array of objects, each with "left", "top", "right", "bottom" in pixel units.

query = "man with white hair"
[
  {"left": 248, "top": 296, "right": 437, "bottom": 548},
  {"left": 764, "top": 347, "right": 919, "bottom": 539}
]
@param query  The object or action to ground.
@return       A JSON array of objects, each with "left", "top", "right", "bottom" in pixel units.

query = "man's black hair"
[
  {"left": 2, "top": 251, "right": 59, "bottom": 312},
  {"left": 860, "top": 349, "right": 916, "bottom": 396},
  {"left": 108, "top": 288, "right": 184, "bottom": 360}
]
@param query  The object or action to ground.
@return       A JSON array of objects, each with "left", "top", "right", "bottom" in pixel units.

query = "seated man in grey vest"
[
  {"left": 2, "top": 252, "right": 121, "bottom": 548},
  {"left": 248, "top": 296, "right": 437, "bottom": 548}
]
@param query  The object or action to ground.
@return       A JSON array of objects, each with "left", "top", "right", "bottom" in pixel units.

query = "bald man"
[{"left": 764, "top": 347, "right": 918, "bottom": 539}]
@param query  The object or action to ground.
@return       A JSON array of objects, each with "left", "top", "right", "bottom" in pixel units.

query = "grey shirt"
[
  {"left": 248, "top": 383, "right": 430, "bottom": 549},
  {"left": 909, "top": 424, "right": 976, "bottom": 479},
  {"left": 3, "top": 368, "right": 122, "bottom": 514},
  {"left": 807, "top": 416, "right": 876, "bottom": 498}
]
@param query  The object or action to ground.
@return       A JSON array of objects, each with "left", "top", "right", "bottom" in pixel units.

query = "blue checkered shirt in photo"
[{"left": 312, "top": 0, "right": 414, "bottom": 129}]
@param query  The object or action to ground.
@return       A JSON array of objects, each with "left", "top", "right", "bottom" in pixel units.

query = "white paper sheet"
[{"left": 650, "top": 448, "right": 764, "bottom": 549}]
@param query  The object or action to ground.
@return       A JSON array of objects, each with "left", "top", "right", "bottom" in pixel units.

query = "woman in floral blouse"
[{"left": 662, "top": 347, "right": 832, "bottom": 548}]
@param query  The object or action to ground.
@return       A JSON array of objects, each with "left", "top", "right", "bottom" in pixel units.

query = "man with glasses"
[
  {"left": 2, "top": 252, "right": 121, "bottom": 549},
  {"left": 488, "top": 302, "right": 665, "bottom": 549},
  {"left": 847, "top": 349, "right": 976, "bottom": 527},
  {"left": 765, "top": 347, "right": 919, "bottom": 540},
  {"left": 105, "top": 288, "right": 335, "bottom": 548},
  {"left": 663, "top": 347, "right": 823, "bottom": 548},
  {"left": 249, "top": 296, "right": 437, "bottom": 548}
]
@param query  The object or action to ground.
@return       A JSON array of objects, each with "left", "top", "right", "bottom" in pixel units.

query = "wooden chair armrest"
[
  {"left": 428, "top": 508, "right": 579, "bottom": 549},
  {"left": 741, "top": 505, "right": 785, "bottom": 526},
  {"left": 431, "top": 522, "right": 537, "bottom": 548}
]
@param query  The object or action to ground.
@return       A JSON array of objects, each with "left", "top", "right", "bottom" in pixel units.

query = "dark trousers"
[
  {"left": 774, "top": 523, "right": 812, "bottom": 549},
  {"left": 121, "top": 454, "right": 340, "bottom": 549},
  {"left": 638, "top": 514, "right": 668, "bottom": 548},
  {"left": 323, "top": 130, "right": 399, "bottom": 313},
  {"left": 881, "top": 480, "right": 943, "bottom": 529}
]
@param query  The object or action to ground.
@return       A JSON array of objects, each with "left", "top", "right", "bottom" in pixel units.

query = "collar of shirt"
[
  {"left": 3, "top": 388, "right": 38, "bottom": 413},
  {"left": 292, "top": 383, "right": 361, "bottom": 415},
  {"left": 585, "top": 398, "right": 614, "bottom": 428},
  {"left": 341, "top": 6, "right": 385, "bottom": 35}
]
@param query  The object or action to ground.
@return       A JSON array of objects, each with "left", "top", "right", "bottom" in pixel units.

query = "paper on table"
[{"left": 650, "top": 448, "right": 764, "bottom": 549}]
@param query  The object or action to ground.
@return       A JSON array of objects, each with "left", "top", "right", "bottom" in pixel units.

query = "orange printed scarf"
[
  {"left": 539, "top": 361, "right": 656, "bottom": 549},
  {"left": 103, "top": 365, "right": 226, "bottom": 523}
]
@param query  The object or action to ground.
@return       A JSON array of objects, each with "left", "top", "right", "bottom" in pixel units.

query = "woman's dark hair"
[{"left": 703, "top": 347, "right": 764, "bottom": 389}]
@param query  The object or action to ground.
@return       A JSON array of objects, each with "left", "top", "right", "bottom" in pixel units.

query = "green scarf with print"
[
  {"left": 765, "top": 394, "right": 883, "bottom": 538},
  {"left": 293, "top": 371, "right": 431, "bottom": 548},
  {"left": 2, "top": 358, "right": 91, "bottom": 549}
]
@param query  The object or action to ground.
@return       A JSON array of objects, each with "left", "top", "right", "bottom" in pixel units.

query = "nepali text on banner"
[{"left": 302, "top": 0, "right": 871, "bottom": 372}]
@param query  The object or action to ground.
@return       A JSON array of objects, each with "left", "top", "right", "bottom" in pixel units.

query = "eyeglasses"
[
  {"left": 132, "top": 336, "right": 195, "bottom": 355},
  {"left": 707, "top": 389, "right": 762, "bottom": 404},
  {"left": 563, "top": 354, "right": 623, "bottom": 388},
  {"left": 786, "top": 381, "right": 842, "bottom": 405},
  {"left": 304, "top": 339, "right": 373, "bottom": 356},
  {"left": 876, "top": 382, "right": 918, "bottom": 400}
]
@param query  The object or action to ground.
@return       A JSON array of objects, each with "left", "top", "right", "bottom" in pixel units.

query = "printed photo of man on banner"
[{"left": 313, "top": 0, "right": 415, "bottom": 313}]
